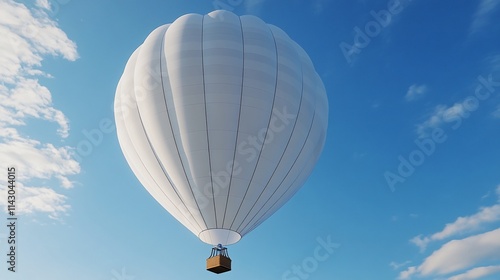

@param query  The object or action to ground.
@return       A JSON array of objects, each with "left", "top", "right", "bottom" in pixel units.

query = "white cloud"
[
  {"left": 433, "top": 205, "right": 500, "bottom": 239},
  {"left": 398, "top": 266, "right": 417, "bottom": 279},
  {"left": 415, "top": 54, "right": 500, "bottom": 136},
  {"left": 0, "top": 0, "right": 79, "bottom": 218},
  {"left": 420, "top": 228, "right": 500, "bottom": 276},
  {"left": 398, "top": 186, "right": 500, "bottom": 279},
  {"left": 0, "top": 183, "right": 70, "bottom": 219},
  {"left": 415, "top": 103, "right": 467, "bottom": 138},
  {"left": 0, "top": 1, "right": 78, "bottom": 81},
  {"left": 0, "top": 128, "right": 80, "bottom": 188},
  {"left": 390, "top": 260, "right": 411, "bottom": 270},
  {"left": 411, "top": 204, "right": 500, "bottom": 251},
  {"left": 470, "top": 0, "right": 500, "bottom": 34},
  {"left": 405, "top": 84, "right": 428, "bottom": 101},
  {"left": 410, "top": 235, "right": 430, "bottom": 252},
  {"left": 447, "top": 265, "right": 500, "bottom": 280},
  {"left": 0, "top": 78, "right": 70, "bottom": 138},
  {"left": 36, "top": 0, "right": 51, "bottom": 10},
  {"left": 400, "top": 228, "right": 500, "bottom": 279}
]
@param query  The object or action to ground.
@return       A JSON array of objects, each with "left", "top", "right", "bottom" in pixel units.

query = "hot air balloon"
[{"left": 114, "top": 9, "right": 328, "bottom": 273}]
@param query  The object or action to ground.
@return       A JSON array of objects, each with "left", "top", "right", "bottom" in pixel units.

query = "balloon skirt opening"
[{"left": 198, "top": 229, "right": 241, "bottom": 245}]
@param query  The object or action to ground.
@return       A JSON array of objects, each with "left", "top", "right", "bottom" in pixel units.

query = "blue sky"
[{"left": 1, "top": 0, "right": 500, "bottom": 279}]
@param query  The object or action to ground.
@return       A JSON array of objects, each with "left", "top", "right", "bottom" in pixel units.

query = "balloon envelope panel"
[{"left": 114, "top": 10, "right": 328, "bottom": 245}]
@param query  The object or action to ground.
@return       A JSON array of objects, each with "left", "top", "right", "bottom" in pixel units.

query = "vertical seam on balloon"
[
  {"left": 245, "top": 131, "right": 322, "bottom": 235},
  {"left": 134, "top": 28, "right": 204, "bottom": 233},
  {"left": 116, "top": 79, "right": 203, "bottom": 234},
  {"left": 156, "top": 28, "right": 207, "bottom": 232},
  {"left": 235, "top": 44, "right": 305, "bottom": 233},
  {"left": 221, "top": 15, "right": 245, "bottom": 229},
  {"left": 132, "top": 101, "right": 204, "bottom": 233},
  {"left": 229, "top": 23, "right": 280, "bottom": 229},
  {"left": 158, "top": 21, "right": 209, "bottom": 230},
  {"left": 239, "top": 60, "right": 319, "bottom": 234},
  {"left": 240, "top": 111, "right": 317, "bottom": 235},
  {"left": 201, "top": 14, "right": 219, "bottom": 228}
]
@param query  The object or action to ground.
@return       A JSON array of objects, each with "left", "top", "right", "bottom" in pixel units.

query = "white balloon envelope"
[{"left": 114, "top": 10, "right": 328, "bottom": 246}]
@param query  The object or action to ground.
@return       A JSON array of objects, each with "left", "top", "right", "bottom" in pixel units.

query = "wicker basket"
[{"left": 206, "top": 255, "right": 232, "bottom": 274}]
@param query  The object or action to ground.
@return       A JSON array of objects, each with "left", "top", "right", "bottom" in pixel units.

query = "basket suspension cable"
[
  {"left": 209, "top": 244, "right": 229, "bottom": 258},
  {"left": 220, "top": 247, "right": 229, "bottom": 258},
  {"left": 206, "top": 244, "right": 232, "bottom": 274},
  {"left": 209, "top": 247, "right": 216, "bottom": 258}
]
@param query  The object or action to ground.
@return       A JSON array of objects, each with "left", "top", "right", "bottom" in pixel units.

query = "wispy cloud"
[
  {"left": 390, "top": 260, "right": 412, "bottom": 270},
  {"left": 415, "top": 103, "right": 467, "bottom": 138},
  {"left": 0, "top": 182, "right": 70, "bottom": 219},
  {"left": 447, "top": 265, "right": 500, "bottom": 280},
  {"left": 35, "top": 0, "right": 51, "bottom": 10},
  {"left": 0, "top": 1, "right": 78, "bottom": 82},
  {"left": 0, "top": 0, "right": 79, "bottom": 218},
  {"left": 399, "top": 228, "right": 500, "bottom": 279},
  {"left": 397, "top": 186, "right": 500, "bottom": 280},
  {"left": 411, "top": 204, "right": 500, "bottom": 251},
  {"left": 405, "top": 84, "right": 428, "bottom": 102},
  {"left": 398, "top": 266, "right": 417, "bottom": 279},
  {"left": 0, "top": 78, "right": 70, "bottom": 137},
  {"left": 415, "top": 54, "right": 500, "bottom": 137},
  {"left": 0, "top": 128, "right": 79, "bottom": 188},
  {"left": 470, "top": 0, "right": 500, "bottom": 34}
]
